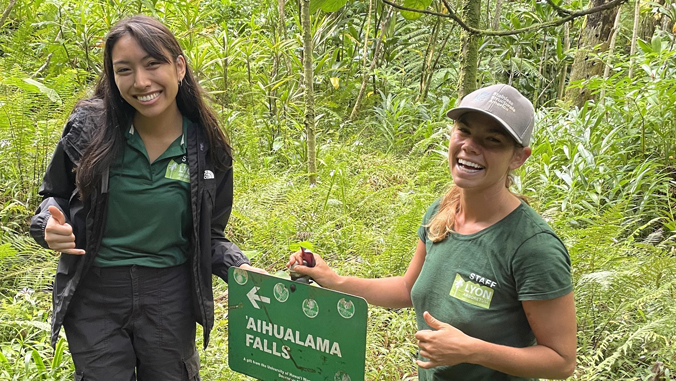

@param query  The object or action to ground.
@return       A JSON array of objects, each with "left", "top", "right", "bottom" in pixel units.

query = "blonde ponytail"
[{"left": 425, "top": 173, "right": 529, "bottom": 243}]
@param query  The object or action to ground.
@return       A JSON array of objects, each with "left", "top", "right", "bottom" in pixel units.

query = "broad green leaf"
[
  {"left": 534, "top": 1, "right": 543, "bottom": 14},
  {"left": 51, "top": 338, "right": 66, "bottom": 371},
  {"left": 31, "top": 349, "right": 46, "bottom": 374},
  {"left": 400, "top": 0, "right": 433, "bottom": 20},
  {"left": 272, "top": 136, "right": 284, "bottom": 151},
  {"left": 386, "top": 13, "right": 397, "bottom": 37},
  {"left": 6, "top": 78, "right": 63, "bottom": 104},
  {"left": 637, "top": 39, "right": 652, "bottom": 54},
  {"left": 140, "top": 0, "right": 158, "bottom": 17},
  {"left": 0, "top": 349, "right": 8, "bottom": 365},
  {"left": 556, "top": 37, "right": 563, "bottom": 60},
  {"left": 511, "top": 15, "right": 521, "bottom": 29},
  {"left": 289, "top": 242, "right": 314, "bottom": 252},
  {"left": 640, "top": 64, "right": 654, "bottom": 77},
  {"left": 347, "top": 25, "right": 359, "bottom": 40},
  {"left": 310, "top": 0, "right": 348, "bottom": 14},
  {"left": 651, "top": 35, "right": 662, "bottom": 53}
]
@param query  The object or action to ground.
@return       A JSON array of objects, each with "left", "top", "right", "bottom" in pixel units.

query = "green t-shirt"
[
  {"left": 95, "top": 118, "right": 192, "bottom": 268},
  {"left": 411, "top": 199, "right": 572, "bottom": 381}
]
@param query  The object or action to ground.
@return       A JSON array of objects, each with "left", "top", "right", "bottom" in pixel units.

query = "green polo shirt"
[{"left": 95, "top": 118, "right": 192, "bottom": 268}]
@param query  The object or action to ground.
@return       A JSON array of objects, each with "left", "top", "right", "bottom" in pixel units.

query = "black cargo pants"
[{"left": 63, "top": 263, "right": 200, "bottom": 381}]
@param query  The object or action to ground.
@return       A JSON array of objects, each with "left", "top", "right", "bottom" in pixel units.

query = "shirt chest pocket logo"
[
  {"left": 165, "top": 159, "right": 190, "bottom": 183},
  {"left": 449, "top": 273, "right": 494, "bottom": 309}
]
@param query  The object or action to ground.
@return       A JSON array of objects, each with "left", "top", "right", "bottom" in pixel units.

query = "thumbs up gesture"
[
  {"left": 44, "top": 206, "right": 85, "bottom": 255},
  {"left": 414, "top": 311, "right": 478, "bottom": 369}
]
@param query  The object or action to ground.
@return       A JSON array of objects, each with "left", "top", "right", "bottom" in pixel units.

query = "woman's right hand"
[
  {"left": 286, "top": 250, "right": 339, "bottom": 288},
  {"left": 45, "top": 206, "right": 85, "bottom": 255}
]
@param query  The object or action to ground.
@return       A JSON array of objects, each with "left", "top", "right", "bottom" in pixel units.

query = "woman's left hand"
[
  {"left": 415, "top": 311, "right": 478, "bottom": 368},
  {"left": 238, "top": 263, "right": 268, "bottom": 274}
]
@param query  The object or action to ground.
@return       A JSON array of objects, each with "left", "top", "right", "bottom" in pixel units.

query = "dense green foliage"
[{"left": 1, "top": 0, "right": 675, "bottom": 380}]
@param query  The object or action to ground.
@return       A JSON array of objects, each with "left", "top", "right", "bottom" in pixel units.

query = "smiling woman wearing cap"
[{"left": 288, "top": 84, "right": 576, "bottom": 380}]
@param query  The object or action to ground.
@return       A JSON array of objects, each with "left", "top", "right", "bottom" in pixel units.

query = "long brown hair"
[
  {"left": 425, "top": 124, "right": 529, "bottom": 242},
  {"left": 75, "top": 15, "right": 232, "bottom": 197}
]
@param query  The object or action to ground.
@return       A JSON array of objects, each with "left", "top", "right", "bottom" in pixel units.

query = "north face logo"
[{"left": 204, "top": 170, "right": 214, "bottom": 179}]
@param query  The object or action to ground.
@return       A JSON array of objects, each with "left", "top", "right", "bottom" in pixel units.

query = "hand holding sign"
[
  {"left": 238, "top": 263, "right": 268, "bottom": 274},
  {"left": 45, "top": 206, "right": 85, "bottom": 255},
  {"left": 415, "top": 311, "right": 479, "bottom": 369},
  {"left": 288, "top": 247, "right": 315, "bottom": 283},
  {"left": 285, "top": 249, "right": 339, "bottom": 288}
]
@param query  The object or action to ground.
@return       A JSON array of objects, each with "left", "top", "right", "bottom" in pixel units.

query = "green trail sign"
[{"left": 228, "top": 268, "right": 367, "bottom": 381}]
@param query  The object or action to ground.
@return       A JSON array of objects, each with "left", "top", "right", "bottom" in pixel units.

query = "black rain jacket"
[{"left": 30, "top": 99, "right": 250, "bottom": 348}]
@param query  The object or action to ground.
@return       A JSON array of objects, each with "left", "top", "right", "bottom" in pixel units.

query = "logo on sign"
[
  {"left": 233, "top": 269, "right": 249, "bottom": 285},
  {"left": 337, "top": 298, "right": 355, "bottom": 319},
  {"left": 273, "top": 283, "right": 289, "bottom": 303},
  {"left": 302, "top": 299, "right": 319, "bottom": 318}
]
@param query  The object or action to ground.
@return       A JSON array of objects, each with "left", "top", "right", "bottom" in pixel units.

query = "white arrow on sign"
[{"left": 247, "top": 286, "right": 270, "bottom": 309}]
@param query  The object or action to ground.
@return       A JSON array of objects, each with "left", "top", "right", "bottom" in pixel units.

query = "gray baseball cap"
[{"left": 446, "top": 84, "right": 535, "bottom": 146}]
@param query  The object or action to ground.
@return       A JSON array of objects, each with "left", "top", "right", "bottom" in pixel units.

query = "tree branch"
[
  {"left": 0, "top": 0, "right": 18, "bottom": 29},
  {"left": 438, "top": 0, "right": 473, "bottom": 30},
  {"left": 381, "top": 0, "right": 448, "bottom": 18},
  {"left": 545, "top": 0, "right": 572, "bottom": 16},
  {"left": 380, "top": 0, "right": 628, "bottom": 36}
]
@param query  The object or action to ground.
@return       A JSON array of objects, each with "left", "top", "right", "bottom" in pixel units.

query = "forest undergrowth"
[
  {"left": 2, "top": 113, "right": 675, "bottom": 380},
  {"left": 2, "top": 0, "right": 676, "bottom": 380}
]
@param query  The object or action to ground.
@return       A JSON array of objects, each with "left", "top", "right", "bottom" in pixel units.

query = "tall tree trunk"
[
  {"left": 420, "top": 26, "right": 453, "bottom": 102},
  {"left": 360, "top": 0, "right": 374, "bottom": 89},
  {"left": 300, "top": 0, "right": 317, "bottom": 184},
  {"left": 278, "top": 0, "right": 292, "bottom": 74},
  {"left": 345, "top": 0, "right": 371, "bottom": 118},
  {"left": 491, "top": 0, "right": 504, "bottom": 30},
  {"left": 457, "top": 0, "right": 482, "bottom": 99},
  {"left": 269, "top": 10, "right": 280, "bottom": 120},
  {"left": 273, "top": 0, "right": 290, "bottom": 123},
  {"left": 629, "top": 0, "right": 641, "bottom": 79},
  {"left": 270, "top": 58, "right": 279, "bottom": 119},
  {"left": 533, "top": 33, "right": 548, "bottom": 107},
  {"left": 557, "top": 21, "right": 571, "bottom": 100},
  {"left": 565, "top": 0, "right": 621, "bottom": 108},
  {"left": 600, "top": 6, "right": 623, "bottom": 103},
  {"left": 221, "top": 33, "right": 230, "bottom": 108},
  {"left": 349, "top": 8, "right": 392, "bottom": 121},
  {"left": 418, "top": 17, "right": 441, "bottom": 102}
]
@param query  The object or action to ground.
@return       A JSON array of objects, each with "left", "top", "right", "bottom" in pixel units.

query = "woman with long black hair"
[{"left": 30, "top": 15, "right": 260, "bottom": 381}]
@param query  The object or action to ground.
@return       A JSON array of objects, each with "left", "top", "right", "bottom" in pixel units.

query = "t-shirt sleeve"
[
  {"left": 417, "top": 199, "right": 441, "bottom": 242},
  {"left": 512, "top": 232, "right": 573, "bottom": 301},
  {"left": 417, "top": 218, "right": 428, "bottom": 242}
]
